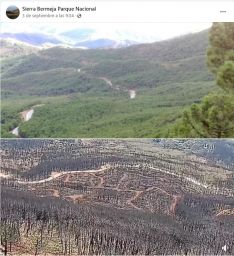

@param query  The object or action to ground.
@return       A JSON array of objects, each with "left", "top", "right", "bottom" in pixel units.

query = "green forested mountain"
[
  {"left": 2, "top": 30, "right": 210, "bottom": 90},
  {"left": 1, "top": 29, "right": 217, "bottom": 138}
]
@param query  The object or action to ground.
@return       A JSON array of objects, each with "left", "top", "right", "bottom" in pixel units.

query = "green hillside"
[{"left": 1, "top": 29, "right": 217, "bottom": 138}]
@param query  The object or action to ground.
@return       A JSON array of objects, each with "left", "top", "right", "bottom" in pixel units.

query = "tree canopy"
[{"left": 174, "top": 22, "right": 234, "bottom": 137}]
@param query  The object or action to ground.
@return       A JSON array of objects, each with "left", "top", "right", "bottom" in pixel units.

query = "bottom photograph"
[{"left": 1, "top": 139, "right": 234, "bottom": 255}]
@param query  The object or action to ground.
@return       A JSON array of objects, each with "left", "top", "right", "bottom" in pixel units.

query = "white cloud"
[{"left": 1, "top": 23, "right": 212, "bottom": 43}]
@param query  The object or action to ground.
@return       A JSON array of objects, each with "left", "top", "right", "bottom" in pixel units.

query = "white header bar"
[{"left": 1, "top": 1, "right": 234, "bottom": 23}]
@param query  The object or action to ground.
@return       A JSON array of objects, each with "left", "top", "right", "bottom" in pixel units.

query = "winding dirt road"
[
  {"left": 7, "top": 165, "right": 111, "bottom": 185},
  {"left": 10, "top": 104, "right": 44, "bottom": 137},
  {"left": 127, "top": 190, "right": 143, "bottom": 210},
  {"left": 1, "top": 164, "right": 203, "bottom": 214},
  {"left": 99, "top": 77, "right": 114, "bottom": 88},
  {"left": 116, "top": 173, "right": 128, "bottom": 190},
  {"left": 170, "top": 195, "right": 183, "bottom": 215},
  {"left": 149, "top": 166, "right": 209, "bottom": 189},
  {"left": 20, "top": 109, "right": 34, "bottom": 122},
  {"left": 99, "top": 76, "right": 136, "bottom": 99}
]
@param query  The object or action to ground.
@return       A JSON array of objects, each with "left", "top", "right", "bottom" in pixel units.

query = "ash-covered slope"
[
  {"left": 153, "top": 139, "right": 234, "bottom": 169},
  {"left": 1, "top": 139, "right": 233, "bottom": 255}
]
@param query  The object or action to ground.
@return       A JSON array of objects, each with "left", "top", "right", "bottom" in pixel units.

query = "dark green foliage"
[
  {"left": 207, "top": 23, "right": 234, "bottom": 73},
  {"left": 174, "top": 22, "right": 234, "bottom": 137},
  {"left": 217, "top": 61, "right": 234, "bottom": 92},
  {"left": 1, "top": 109, "right": 20, "bottom": 137},
  {"left": 2, "top": 69, "right": 107, "bottom": 96},
  {"left": 207, "top": 22, "right": 234, "bottom": 92},
  {"left": 15, "top": 81, "right": 214, "bottom": 138},
  {"left": 174, "top": 94, "right": 234, "bottom": 137}
]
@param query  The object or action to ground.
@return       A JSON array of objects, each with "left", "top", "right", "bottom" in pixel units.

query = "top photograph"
[{"left": 1, "top": 21, "right": 234, "bottom": 138}]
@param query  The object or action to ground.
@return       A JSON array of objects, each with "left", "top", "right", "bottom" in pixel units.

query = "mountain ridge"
[
  {"left": 0, "top": 32, "right": 140, "bottom": 49},
  {"left": 1, "top": 29, "right": 216, "bottom": 138}
]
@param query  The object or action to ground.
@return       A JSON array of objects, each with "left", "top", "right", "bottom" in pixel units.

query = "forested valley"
[
  {"left": 1, "top": 26, "right": 217, "bottom": 138},
  {"left": 1, "top": 22, "right": 233, "bottom": 138},
  {"left": 1, "top": 139, "right": 234, "bottom": 255}
]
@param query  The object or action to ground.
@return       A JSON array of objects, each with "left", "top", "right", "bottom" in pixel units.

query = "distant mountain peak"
[
  {"left": 0, "top": 32, "right": 139, "bottom": 49},
  {"left": 75, "top": 38, "right": 139, "bottom": 49}
]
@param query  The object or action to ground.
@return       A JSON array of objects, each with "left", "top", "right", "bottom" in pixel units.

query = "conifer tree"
[{"left": 174, "top": 22, "right": 234, "bottom": 138}]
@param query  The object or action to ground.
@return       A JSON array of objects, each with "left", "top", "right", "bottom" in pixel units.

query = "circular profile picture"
[{"left": 6, "top": 5, "right": 20, "bottom": 19}]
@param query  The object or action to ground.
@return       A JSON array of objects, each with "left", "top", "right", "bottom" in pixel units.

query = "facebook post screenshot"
[
  {"left": 1, "top": 1, "right": 233, "bottom": 138},
  {"left": 0, "top": 1, "right": 234, "bottom": 256}
]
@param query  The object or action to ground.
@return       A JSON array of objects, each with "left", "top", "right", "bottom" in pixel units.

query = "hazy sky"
[{"left": 1, "top": 23, "right": 212, "bottom": 43}]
